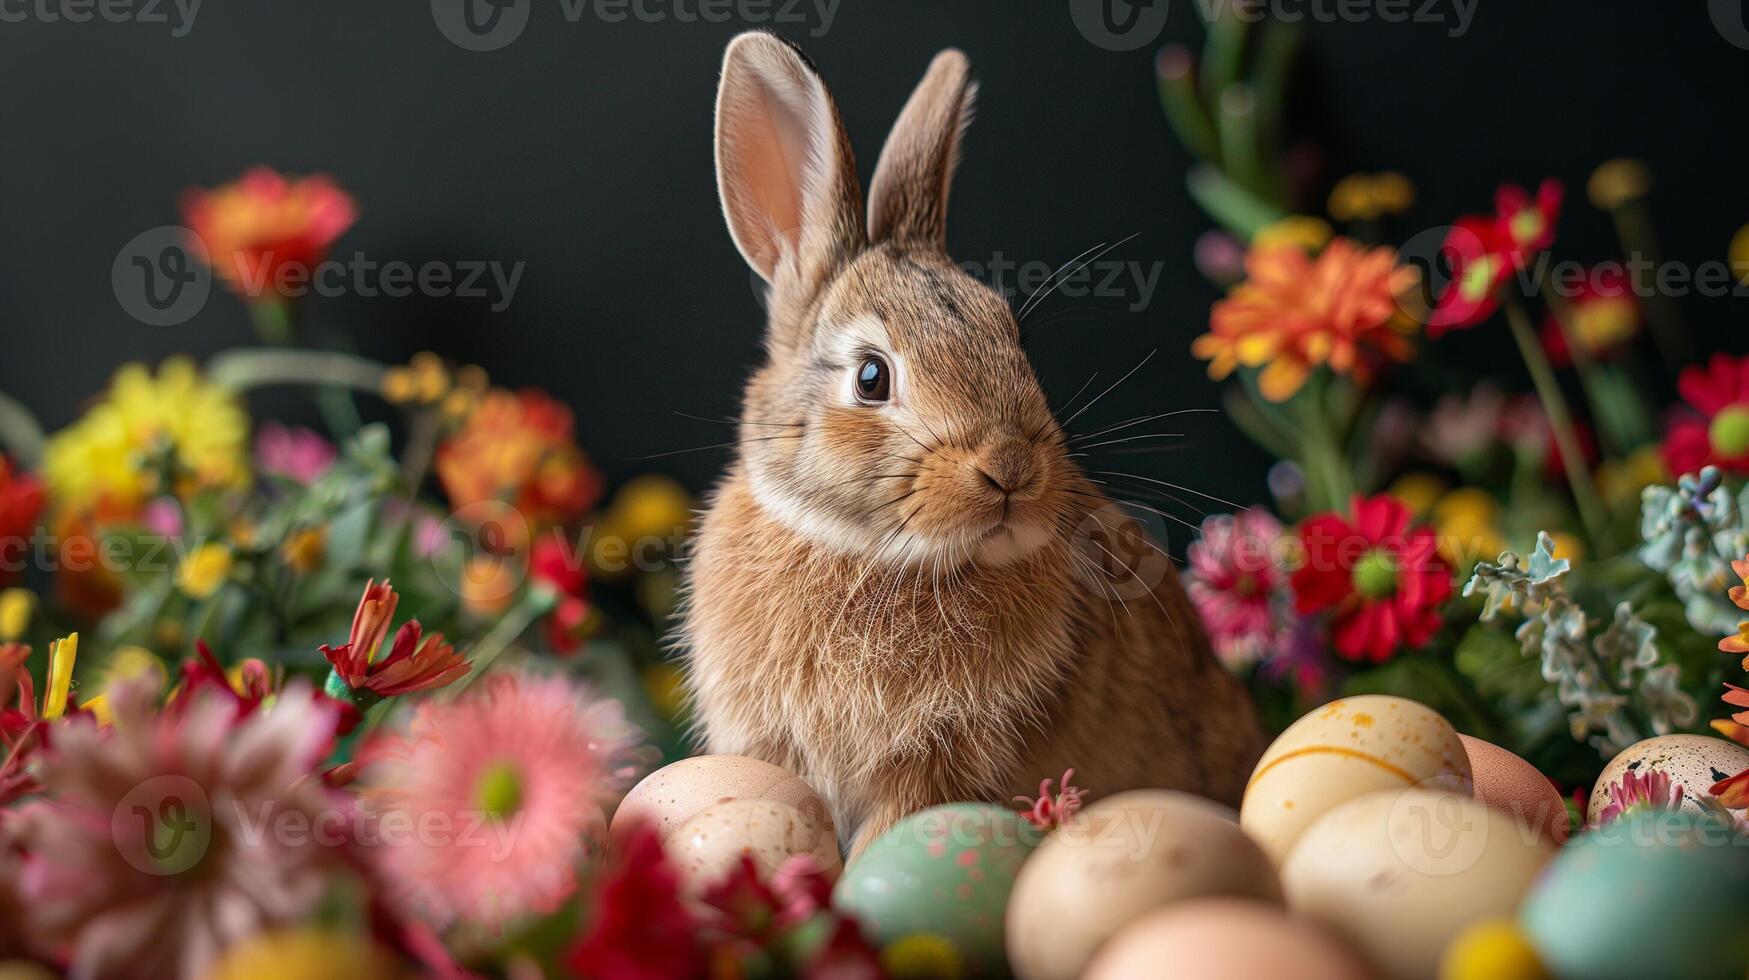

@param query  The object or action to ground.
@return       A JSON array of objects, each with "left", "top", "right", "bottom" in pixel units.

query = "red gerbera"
[
  {"left": 569, "top": 821, "right": 708, "bottom": 980},
  {"left": 1292, "top": 495, "right": 1452, "bottom": 663},
  {"left": 1429, "top": 179, "right": 1564, "bottom": 336},
  {"left": 1663, "top": 353, "right": 1749, "bottom": 477}
]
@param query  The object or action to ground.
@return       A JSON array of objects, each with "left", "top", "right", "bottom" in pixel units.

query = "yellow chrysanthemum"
[
  {"left": 1328, "top": 171, "right": 1416, "bottom": 222},
  {"left": 1252, "top": 215, "right": 1333, "bottom": 253},
  {"left": 0, "top": 588, "right": 34, "bottom": 641},
  {"left": 206, "top": 929, "right": 395, "bottom": 980},
  {"left": 42, "top": 358, "right": 249, "bottom": 515},
  {"left": 177, "top": 543, "right": 234, "bottom": 599}
]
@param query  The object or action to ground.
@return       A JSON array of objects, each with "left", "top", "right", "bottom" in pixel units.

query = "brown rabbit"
[{"left": 681, "top": 31, "right": 1263, "bottom": 854}]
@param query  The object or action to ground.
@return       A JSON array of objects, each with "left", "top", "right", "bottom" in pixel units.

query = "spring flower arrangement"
[
  {"left": 0, "top": 167, "right": 708, "bottom": 977},
  {"left": 1162, "top": 8, "right": 1747, "bottom": 797}
]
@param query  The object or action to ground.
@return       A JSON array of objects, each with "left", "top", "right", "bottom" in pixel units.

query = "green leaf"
[{"left": 1454, "top": 623, "right": 1545, "bottom": 702}]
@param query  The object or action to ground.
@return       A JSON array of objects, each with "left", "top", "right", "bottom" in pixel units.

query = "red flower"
[
  {"left": 0, "top": 458, "right": 43, "bottom": 588},
  {"left": 0, "top": 643, "right": 42, "bottom": 805},
  {"left": 1663, "top": 353, "right": 1749, "bottom": 477},
  {"left": 530, "top": 535, "right": 597, "bottom": 654},
  {"left": 1292, "top": 495, "right": 1452, "bottom": 662},
  {"left": 1429, "top": 180, "right": 1563, "bottom": 336},
  {"left": 182, "top": 166, "right": 357, "bottom": 299},
  {"left": 569, "top": 821, "right": 708, "bottom": 980},
  {"left": 321, "top": 580, "right": 469, "bottom": 698}
]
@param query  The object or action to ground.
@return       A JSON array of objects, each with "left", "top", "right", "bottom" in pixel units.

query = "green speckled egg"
[
  {"left": 834, "top": 803, "right": 1043, "bottom": 975},
  {"left": 1521, "top": 810, "right": 1749, "bottom": 980}
]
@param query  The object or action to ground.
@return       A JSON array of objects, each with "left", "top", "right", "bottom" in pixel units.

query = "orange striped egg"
[{"left": 1240, "top": 695, "right": 1472, "bottom": 865}]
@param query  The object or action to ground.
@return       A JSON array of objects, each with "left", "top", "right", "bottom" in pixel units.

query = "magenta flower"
[
  {"left": 356, "top": 671, "right": 645, "bottom": 932},
  {"left": 1187, "top": 510, "right": 1299, "bottom": 670},
  {"left": 255, "top": 423, "right": 336, "bottom": 485}
]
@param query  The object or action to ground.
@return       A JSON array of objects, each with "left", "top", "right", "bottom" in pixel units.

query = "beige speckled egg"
[
  {"left": 1459, "top": 734, "right": 1568, "bottom": 843},
  {"left": 1006, "top": 790, "right": 1282, "bottom": 980},
  {"left": 1241, "top": 696, "right": 1471, "bottom": 864},
  {"left": 609, "top": 754, "right": 833, "bottom": 847},
  {"left": 1585, "top": 733, "right": 1749, "bottom": 828},
  {"left": 668, "top": 798, "right": 841, "bottom": 895},
  {"left": 1282, "top": 789, "right": 1556, "bottom": 980},
  {"left": 1084, "top": 899, "right": 1376, "bottom": 980}
]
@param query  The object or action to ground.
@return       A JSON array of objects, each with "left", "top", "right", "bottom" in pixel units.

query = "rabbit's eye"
[{"left": 855, "top": 356, "right": 892, "bottom": 403}]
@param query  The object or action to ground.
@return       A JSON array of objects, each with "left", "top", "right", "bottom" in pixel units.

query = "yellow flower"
[
  {"left": 882, "top": 933, "right": 963, "bottom": 979},
  {"left": 0, "top": 588, "right": 34, "bottom": 641},
  {"left": 105, "top": 644, "right": 170, "bottom": 694},
  {"left": 1252, "top": 215, "right": 1333, "bottom": 253},
  {"left": 80, "top": 693, "right": 111, "bottom": 726},
  {"left": 1433, "top": 488, "right": 1505, "bottom": 568},
  {"left": 281, "top": 526, "right": 327, "bottom": 574},
  {"left": 206, "top": 929, "right": 395, "bottom": 980},
  {"left": 1440, "top": 918, "right": 1550, "bottom": 980},
  {"left": 1731, "top": 222, "right": 1749, "bottom": 286},
  {"left": 642, "top": 662, "right": 687, "bottom": 720},
  {"left": 381, "top": 351, "right": 457, "bottom": 407},
  {"left": 1328, "top": 171, "right": 1415, "bottom": 222},
  {"left": 42, "top": 358, "right": 249, "bottom": 515},
  {"left": 1545, "top": 532, "right": 1585, "bottom": 564},
  {"left": 177, "top": 543, "right": 234, "bottom": 599},
  {"left": 1586, "top": 159, "right": 1651, "bottom": 211},
  {"left": 1388, "top": 473, "right": 1448, "bottom": 517},
  {"left": 1597, "top": 446, "right": 1668, "bottom": 509},
  {"left": 43, "top": 632, "right": 78, "bottom": 720}
]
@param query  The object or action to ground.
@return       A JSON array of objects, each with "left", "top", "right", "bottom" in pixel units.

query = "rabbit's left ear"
[{"left": 867, "top": 49, "right": 976, "bottom": 251}]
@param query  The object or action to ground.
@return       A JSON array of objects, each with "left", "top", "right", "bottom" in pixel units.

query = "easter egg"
[
  {"left": 1083, "top": 899, "right": 1376, "bottom": 980},
  {"left": 667, "top": 798, "right": 840, "bottom": 895},
  {"left": 1242, "top": 696, "right": 1472, "bottom": 864},
  {"left": 1459, "top": 734, "right": 1568, "bottom": 843},
  {"left": 835, "top": 803, "right": 1041, "bottom": 976},
  {"left": 1006, "top": 790, "right": 1281, "bottom": 980},
  {"left": 1584, "top": 734, "right": 1749, "bottom": 828},
  {"left": 609, "top": 754, "right": 833, "bottom": 846},
  {"left": 1521, "top": 809, "right": 1749, "bottom": 980},
  {"left": 1282, "top": 789, "right": 1555, "bottom": 980}
]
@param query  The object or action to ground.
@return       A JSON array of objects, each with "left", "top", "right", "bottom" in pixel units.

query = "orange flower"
[
  {"left": 182, "top": 167, "right": 356, "bottom": 298},
  {"left": 436, "top": 389, "right": 602, "bottom": 531},
  {"left": 1193, "top": 238, "right": 1420, "bottom": 401},
  {"left": 1723, "top": 558, "right": 1749, "bottom": 668}
]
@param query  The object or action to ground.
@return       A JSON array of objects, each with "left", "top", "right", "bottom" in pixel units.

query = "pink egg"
[
  {"left": 1084, "top": 899, "right": 1376, "bottom": 980},
  {"left": 1459, "top": 734, "right": 1569, "bottom": 844}
]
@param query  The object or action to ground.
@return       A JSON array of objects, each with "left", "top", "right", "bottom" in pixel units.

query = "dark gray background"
[{"left": 1, "top": 1, "right": 1745, "bottom": 526}]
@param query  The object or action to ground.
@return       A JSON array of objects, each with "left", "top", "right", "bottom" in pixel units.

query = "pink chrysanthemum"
[
  {"left": 15, "top": 681, "right": 350, "bottom": 980},
  {"left": 357, "top": 671, "right": 644, "bottom": 932},
  {"left": 1187, "top": 510, "right": 1298, "bottom": 670},
  {"left": 1596, "top": 767, "right": 1685, "bottom": 826}
]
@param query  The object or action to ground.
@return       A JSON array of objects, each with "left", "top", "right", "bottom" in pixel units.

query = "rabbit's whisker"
[
  {"left": 673, "top": 410, "right": 803, "bottom": 428},
  {"left": 1071, "top": 408, "right": 1219, "bottom": 443},
  {"left": 1031, "top": 370, "right": 1097, "bottom": 443},
  {"left": 1090, "top": 470, "right": 1242, "bottom": 510},
  {"left": 1017, "top": 231, "right": 1139, "bottom": 325},
  {"left": 631, "top": 432, "right": 801, "bottom": 460},
  {"left": 1076, "top": 432, "right": 1185, "bottom": 451},
  {"left": 1059, "top": 350, "right": 1156, "bottom": 431}
]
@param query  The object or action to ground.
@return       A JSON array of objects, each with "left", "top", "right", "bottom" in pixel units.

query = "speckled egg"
[
  {"left": 834, "top": 803, "right": 1042, "bottom": 976},
  {"left": 609, "top": 754, "right": 833, "bottom": 847},
  {"left": 667, "top": 798, "right": 840, "bottom": 894},
  {"left": 1584, "top": 734, "right": 1749, "bottom": 828},
  {"left": 1006, "top": 790, "right": 1282, "bottom": 980},
  {"left": 1460, "top": 734, "right": 1569, "bottom": 843},
  {"left": 1242, "top": 696, "right": 1472, "bottom": 864},
  {"left": 1521, "top": 810, "right": 1749, "bottom": 980},
  {"left": 1282, "top": 789, "right": 1555, "bottom": 980},
  {"left": 1083, "top": 899, "right": 1376, "bottom": 980}
]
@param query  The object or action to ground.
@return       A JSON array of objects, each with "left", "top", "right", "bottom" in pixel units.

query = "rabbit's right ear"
[{"left": 716, "top": 32, "right": 864, "bottom": 301}]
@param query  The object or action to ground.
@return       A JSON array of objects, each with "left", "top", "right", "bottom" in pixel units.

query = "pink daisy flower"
[
  {"left": 1187, "top": 509, "right": 1298, "bottom": 670},
  {"left": 357, "top": 671, "right": 644, "bottom": 932},
  {"left": 1596, "top": 767, "right": 1684, "bottom": 827}
]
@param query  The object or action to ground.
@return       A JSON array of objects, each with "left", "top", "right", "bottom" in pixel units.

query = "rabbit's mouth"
[{"left": 975, "top": 518, "right": 1051, "bottom": 567}]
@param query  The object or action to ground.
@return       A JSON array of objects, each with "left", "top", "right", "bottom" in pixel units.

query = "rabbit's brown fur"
[{"left": 682, "top": 32, "right": 1262, "bottom": 853}]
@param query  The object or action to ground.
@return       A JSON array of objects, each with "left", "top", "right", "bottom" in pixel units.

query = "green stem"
[
  {"left": 1543, "top": 296, "right": 1625, "bottom": 458},
  {"left": 446, "top": 588, "right": 558, "bottom": 697},
  {"left": 1217, "top": 85, "right": 1264, "bottom": 197},
  {"left": 1503, "top": 297, "right": 1609, "bottom": 548},
  {"left": 246, "top": 300, "right": 363, "bottom": 438},
  {"left": 206, "top": 348, "right": 387, "bottom": 394},
  {"left": 1608, "top": 201, "right": 1692, "bottom": 375},
  {"left": 1296, "top": 372, "right": 1353, "bottom": 512},
  {"left": 1187, "top": 164, "right": 1288, "bottom": 242},
  {"left": 1156, "top": 46, "right": 1219, "bottom": 162}
]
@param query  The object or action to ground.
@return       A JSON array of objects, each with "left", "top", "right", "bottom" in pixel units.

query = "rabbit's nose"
[{"left": 974, "top": 437, "right": 1037, "bottom": 498}]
